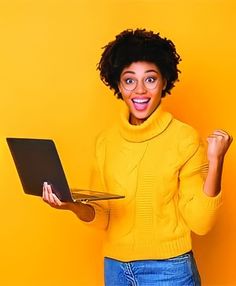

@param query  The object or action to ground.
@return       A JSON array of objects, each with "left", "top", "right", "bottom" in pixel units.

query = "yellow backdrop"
[{"left": 0, "top": 0, "right": 235, "bottom": 285}]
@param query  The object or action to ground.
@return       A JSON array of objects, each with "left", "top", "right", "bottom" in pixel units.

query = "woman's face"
[{"left": 118, "top": 61, "right": 166, "bottom": 125}]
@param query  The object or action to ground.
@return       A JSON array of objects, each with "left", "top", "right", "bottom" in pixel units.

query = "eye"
[
  {"left": 145, "top": 77, "right": 157, "bottom": 83},
  {"left": 125, "top": 78, "right": 135, "bottom": 85}
]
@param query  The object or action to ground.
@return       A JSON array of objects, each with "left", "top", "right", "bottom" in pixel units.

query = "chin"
[{"left": 134, "top": 110, "right": 151, "bottom": 119}]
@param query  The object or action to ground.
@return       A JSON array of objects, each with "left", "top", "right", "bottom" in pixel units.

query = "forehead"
[{"left": 121, "top": 61, "right": 160, "bottom": 75}]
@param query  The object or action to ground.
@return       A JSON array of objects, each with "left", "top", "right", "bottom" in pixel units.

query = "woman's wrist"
[
  {"left": 208, "top": 157, "right": 224, "bottom": 174},
  {"left": 69, "top": 202, "right": 95, "bottom": 222},
  {"left": 204, "top": 158, "right": 224, "bottom": 197}
]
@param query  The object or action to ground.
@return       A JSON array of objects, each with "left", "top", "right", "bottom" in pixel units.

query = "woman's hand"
[
  {"left": 42, "top": 182, "right": 74, "bottom": 210},
  {"left": 207, "top": 129, "right": 233, "bottom": 162},
  {"left": 203, "top": 129, "right": 233, "bottom": 197},
  {"left": 42, "top": 182, "right": 95, "bottom": 221}
]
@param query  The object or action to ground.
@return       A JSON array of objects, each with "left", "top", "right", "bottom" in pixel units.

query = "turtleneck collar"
[{"left": 118, "top": 103, "right": 173, "bottom": 142}]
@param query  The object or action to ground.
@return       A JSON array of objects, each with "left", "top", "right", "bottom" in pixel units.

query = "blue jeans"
[{"left": 104, "top": 252, "right": 201, "bottom": 286}]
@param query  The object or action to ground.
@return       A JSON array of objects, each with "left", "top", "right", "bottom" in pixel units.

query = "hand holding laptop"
[
  {"left": 42, "top": 182, "right": 71, "bottom": 209},
  {"left": 42, "top": 182, "right": 96, "bottom": 222},
  {"left": 7, "top": 137, "right": 124, "bottom": 222}
]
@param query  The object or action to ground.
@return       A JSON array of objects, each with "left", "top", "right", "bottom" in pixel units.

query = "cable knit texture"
[{"left": 88, "top": 103, "right": 222, "bottom": 261}]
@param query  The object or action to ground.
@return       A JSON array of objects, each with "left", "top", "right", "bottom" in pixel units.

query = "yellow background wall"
[{"left": 0, "top": 0, "right": 235, "bottom": 285}]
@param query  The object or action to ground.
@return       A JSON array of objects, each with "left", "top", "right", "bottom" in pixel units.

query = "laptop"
[{"left": 6, "top": 138, "right": 125, "bottom": 203}]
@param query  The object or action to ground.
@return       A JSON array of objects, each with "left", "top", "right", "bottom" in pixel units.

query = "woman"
[{"left": 43, "top": 29, "right": 232, "bottom": 285}]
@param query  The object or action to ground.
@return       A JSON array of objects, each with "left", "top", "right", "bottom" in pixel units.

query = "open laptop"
[{"left": 6, "top": 138, "right": 125, "bottom": 203}]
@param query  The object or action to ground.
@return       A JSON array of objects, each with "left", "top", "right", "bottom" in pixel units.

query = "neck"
[
  {"left": 129, "top": 115, "right": 145, "bottom": 125},
  {"left": 119, "top": 102, "right": 173, "bottom": 142}
]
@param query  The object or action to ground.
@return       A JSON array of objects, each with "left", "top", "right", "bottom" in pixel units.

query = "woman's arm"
[
  {"left": 178, "top": 128, "right": 232, "bottom": 235},
  {"left": 203, "top": 129, "right": 233, "bottom": 197}
]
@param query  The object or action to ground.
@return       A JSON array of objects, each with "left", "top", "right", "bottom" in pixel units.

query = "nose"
[{"left": 134, "top": 80, "right": 147, "bottom": 94}]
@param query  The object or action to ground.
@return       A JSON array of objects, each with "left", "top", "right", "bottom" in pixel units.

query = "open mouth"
[
  {"left": 132, "top": 98, "right": 150, "bottom": 104},
  {"left": 132, "top": 98, "right": 150, "bottom": 111}
]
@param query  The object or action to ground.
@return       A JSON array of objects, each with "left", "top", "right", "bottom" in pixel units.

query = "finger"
[
  {"left": 46, "top": 183, "right": 53, "bottom": 194},
  {"left": 214, "top": 129, "right": 232, "bottom": 140},
  {"left": 43, "top": 183, "right": 54, "bottom": 203},
  {"left": 42, "top": 182, "right": 50, "bottom": 202},
  {"left": 209, "top": 133, "right": 230, "bottom": 144},
  {"left": 52, "top": 193, "right": 62, "bottom": 206},
  {"left": 212, "top": 131, "right": 227, "bottom": 138},
  {"left": 207, "top": 135, "right": 220, "bottom": 141},
  {"left": 42, "top": 183, "right": 45, "bottom": 199},
  {"left": 48, "top": 191, "right": 58, "bottom": 205},
  {"left": 208, "top": 134, "right": 222, "bottom": 138},
  {"left": 46, "top": 184, "right": 62, "bottom": 206},
  {"left": 206, "top": 135, "right": 226, "bottom": 146},
  {"left": 213, "top": 130, "right": 232, "bottom": 140},
  {"left": 214, "top": 129, "right": 229, "bottom": 135}
]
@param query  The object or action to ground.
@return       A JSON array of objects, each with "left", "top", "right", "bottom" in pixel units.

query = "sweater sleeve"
[
  {"left": 178, "top": 130, "right": 222, "bottom": 235},
  {"left": 84, "top": 133, "right": 110, "bottom": 230}
]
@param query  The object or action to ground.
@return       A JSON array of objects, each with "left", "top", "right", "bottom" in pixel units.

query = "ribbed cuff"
[{"left": 197, "top": 188, "right": 223, "bottom": 210}]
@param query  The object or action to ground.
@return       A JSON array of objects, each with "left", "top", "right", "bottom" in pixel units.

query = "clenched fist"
[{"left": 207, "top": 129, "right": 233, "bottom": 162}]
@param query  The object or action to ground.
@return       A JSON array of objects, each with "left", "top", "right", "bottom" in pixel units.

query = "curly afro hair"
[{"left": 97, "top": 28, "right": 181, "bottom": 99}]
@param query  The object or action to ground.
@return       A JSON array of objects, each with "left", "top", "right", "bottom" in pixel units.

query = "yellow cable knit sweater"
[{"left": 88, "top": 103, "right": 222, "bottom": 262}]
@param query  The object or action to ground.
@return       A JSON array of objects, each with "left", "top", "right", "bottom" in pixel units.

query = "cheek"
[
  {"left": 150, "top": 89, "right": 162, "bottom": 99},
  {"left": 122, "top": 96, "right": 130, "bottom": 105},
  {"left": 119, "top": 87, "right": 130, "bottom": 100}
]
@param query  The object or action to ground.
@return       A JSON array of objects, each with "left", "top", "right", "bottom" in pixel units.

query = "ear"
[
  {"left": 163, "top": 79, "right": 167, "bottom": 91},
  {"left": 117, "top": 83, "right": 125, "bottom": 100},
  {"left": 117, "top": 82, "right": 123, "bottom": 94}
]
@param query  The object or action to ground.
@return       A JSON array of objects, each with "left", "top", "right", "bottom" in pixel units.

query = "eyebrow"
[{"left": 121, "top": 69, "right": 159, "bottom": 76}]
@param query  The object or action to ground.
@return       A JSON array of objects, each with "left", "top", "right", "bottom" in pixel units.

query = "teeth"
[{"left": 132, "top": 98, "right": 149, "bottom": 104}]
